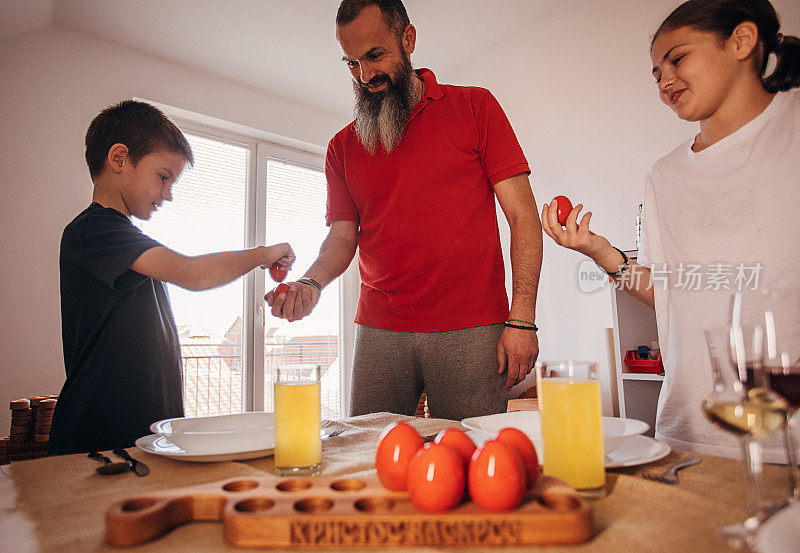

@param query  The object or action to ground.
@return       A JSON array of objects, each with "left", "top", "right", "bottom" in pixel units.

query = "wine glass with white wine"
[{"left": 703, "top": 325, "right": 789, "bottom": 548}]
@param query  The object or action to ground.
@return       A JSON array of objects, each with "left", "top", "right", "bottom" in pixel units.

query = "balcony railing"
[
  {"left": 180, "top": 343, "right": 343, "bottom": 419},
  {"left": 181, "top": 354, "right": 243, "bottom": 418}
]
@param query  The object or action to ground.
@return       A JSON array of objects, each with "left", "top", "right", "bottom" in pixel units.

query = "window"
[
  {"left": 133, "top": 107, "right": 355, "bottom": 420},
  {"left": 136, "top": 132, "right": 248, "bottom": 417},
  {"left": 263, "top": 159, "right": 342, "bottom": 419}
]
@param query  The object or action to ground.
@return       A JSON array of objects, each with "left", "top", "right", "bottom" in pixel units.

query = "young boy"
[{"left": 49, "top": 100, "right": 293, "bottom": 455}]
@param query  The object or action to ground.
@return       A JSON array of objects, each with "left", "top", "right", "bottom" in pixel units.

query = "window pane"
[
  {"left": 136, "top": 132, "right": 248, "bottom": 418},
  {"left": 264, "top": 160, "right": 342, "bottom": 419}
]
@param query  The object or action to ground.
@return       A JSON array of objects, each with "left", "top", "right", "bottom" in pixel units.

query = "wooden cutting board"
[{"left": 106, "top": 474, "right": 592, "bottom": 547}]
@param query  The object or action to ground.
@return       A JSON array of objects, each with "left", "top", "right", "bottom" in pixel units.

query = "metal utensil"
[
  {"left": 112, "top": 448, "right": 150, "bottom": 477},
  {"left": 643, "top": 455, "right": 702, "bottom": 484},
  {"left": 88, "top": 451, "right": 130, "bottom": 475},
  {"left": 322, "top": 428, "right": 345, "bottom": 439}
]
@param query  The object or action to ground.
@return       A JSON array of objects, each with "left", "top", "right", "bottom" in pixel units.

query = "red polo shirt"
[{"left": 325, "top": 68, "right": 530, "bottom": 332}]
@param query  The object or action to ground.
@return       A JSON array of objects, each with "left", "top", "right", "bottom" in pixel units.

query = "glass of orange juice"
[
  {"left": 536, "top": 361, "right": 605, "bottom": 498},
  {"left": 273, "top": 365, "right": 321, "bottom": 476}
]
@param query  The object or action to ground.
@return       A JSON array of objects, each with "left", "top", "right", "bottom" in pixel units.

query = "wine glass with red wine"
[
  {"left": 731, "top": 289, "right": 800, "bottom": 502},
  {"left": 703, "top": 325, "right": 789, "bottom": 548}
]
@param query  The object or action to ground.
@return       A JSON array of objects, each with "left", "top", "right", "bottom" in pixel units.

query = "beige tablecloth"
[{"left": 5, "top": 412, "right": 791, "bottom": 552}]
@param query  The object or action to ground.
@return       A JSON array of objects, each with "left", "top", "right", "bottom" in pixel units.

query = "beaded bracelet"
[
  {"left": 508, "top": 318, "right": 536, "bottom": 327},
  {"left": 297, "top": 277, "right": 322, "bottom": 292}
]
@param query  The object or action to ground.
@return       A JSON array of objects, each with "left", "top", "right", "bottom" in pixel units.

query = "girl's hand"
[
  {"left": 261, "top": 243, "right": 295, "bottom": 270},
  {"left": 540, "top": 200, "right": 610, "bottom": 261}
]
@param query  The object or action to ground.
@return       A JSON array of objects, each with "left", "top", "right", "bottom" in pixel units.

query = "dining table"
[{"left": 0, "top": 412, "right": 792, "bottom": 553}]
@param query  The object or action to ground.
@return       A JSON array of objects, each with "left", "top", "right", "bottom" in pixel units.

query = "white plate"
[
  {"left": 150, "top": 412, "right": 274, "bottom": 454},
  {"left": 135, "top": 433, "right": 275, "bottom": 462},
  {"left": 603, "top": 435, "right": 671, "bottom": 468},
  {"left": 464, "top": 431, "right": 670, "bottom": 468},
  {"left": 151, "top": 412, "right": 274, "bottom": 434},
  {"left": 755, "top": 501, "right": 800, "bottom": 553},
  {"left": 461, "top": 410, "right": 649, "bottom": 457}
]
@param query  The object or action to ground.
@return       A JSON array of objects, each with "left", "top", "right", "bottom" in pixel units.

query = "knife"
[{"left": 113, "top": 448, "right": 150, "bottom": 477}]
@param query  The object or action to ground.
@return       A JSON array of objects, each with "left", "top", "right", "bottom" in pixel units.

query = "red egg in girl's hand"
[
  {"left": 269, "top": 263, "right": 288, "bottom": 282},
  {"left": 553, "top": 195, "right": 573, "bottom": 226}
]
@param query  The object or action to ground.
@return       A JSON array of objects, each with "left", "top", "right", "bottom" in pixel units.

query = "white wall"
[
  {"left": 436, "top": 0, "right": 800, "bottom": 412},
  {"left": 0, "top": 26, "right": 348, "bottom": 433}
]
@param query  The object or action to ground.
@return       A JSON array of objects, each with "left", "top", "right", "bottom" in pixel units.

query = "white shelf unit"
[
  {"left": 609, "top": 251, "right": 662, "bottom": 437},
  {"left": 621, "top": 373, "right": 664, "bottom": 382}
]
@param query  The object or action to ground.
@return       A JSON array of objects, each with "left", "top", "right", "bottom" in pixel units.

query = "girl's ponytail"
[{"left": 764, "top": 34, "right": 800, "bottom": 92}]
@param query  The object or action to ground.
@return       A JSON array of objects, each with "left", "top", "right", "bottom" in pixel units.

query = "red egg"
[
  {"left": 273, "top": 283, "right": 290, "bottom": 297},
  {"left": 407, "top": 443, "right": 466, "bottom": 512},
  {"left": 269, "top": 262, "right": 288, "bottom": 282},
  {"left": 553, "top": 195, "right": 573, "bottom": 226},
  {"left": 495, "top": 427, "right": 540, "bottom": 489},
  {"left": 468, "top": 439, "right": 526, "bottom": 512},
  {"left": 434, "top": 428, "right": 477, "bottom": 465},
  {"left": 375, "top": 422, "right": 424, "bottom": 491}
]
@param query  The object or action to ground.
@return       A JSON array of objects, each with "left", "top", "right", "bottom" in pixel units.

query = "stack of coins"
[
  {"left": 35, "top": 399, "right": 56, "bottom": 442},
  {"left": 9, "top": 398, "right": 33, "bottom": 442}
]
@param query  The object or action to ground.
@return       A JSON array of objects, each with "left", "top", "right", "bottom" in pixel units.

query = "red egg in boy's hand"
[
  {"left": 273, "top": 283, "right": 290, "bottom": 297},
  {"left": 553, "top": 196, "right": 573, "bottom": 226},
  {"left": 269, "top": 263, "right": 288, "bottom": 282}
]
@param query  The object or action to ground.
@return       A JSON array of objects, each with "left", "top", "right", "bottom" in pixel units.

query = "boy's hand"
[
  {"left": 260, "top": 243, "right": 295, "bottom": 270},
  {"left": 265, "top": 281, "right": 321, "bottom": 322},
  {"left": 540, "top": 200, "right": 610, "bottom": 260}
]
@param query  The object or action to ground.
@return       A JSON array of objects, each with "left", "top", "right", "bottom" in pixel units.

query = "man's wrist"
[
  {"left": 297, "top": 276, "right": 322, "bottom": 293},
  {"left": 505, "top": 320, "right": 538, "bottom": 331},
  {"left": 507, "top": 316, "right": 535, "bottom": 325},
  {"left": 506, "top": 312, "right": 538, "bottom": 332}
]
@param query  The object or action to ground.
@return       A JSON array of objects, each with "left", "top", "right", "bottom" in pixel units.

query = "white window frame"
[{"left": 137, "top": 99, "right": 358, "bottom": 416}]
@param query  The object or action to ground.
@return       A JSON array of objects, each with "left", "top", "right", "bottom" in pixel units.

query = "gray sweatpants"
[{"left": 349, "top": 323, "right": 508, "bottom": 420}]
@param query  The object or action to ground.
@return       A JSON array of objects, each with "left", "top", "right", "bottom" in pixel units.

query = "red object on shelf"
[{"left": 624, "top": 350, "right": 664, "bottom": 374}]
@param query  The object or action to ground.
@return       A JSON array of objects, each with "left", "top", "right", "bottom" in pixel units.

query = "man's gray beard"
[{"left": 352, "top": 55, "right": 415, "bottom": 154}]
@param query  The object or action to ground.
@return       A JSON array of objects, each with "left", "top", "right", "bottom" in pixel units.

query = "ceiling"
[{"left": 1, "top": 0, "right": 559, "bottom": 117}]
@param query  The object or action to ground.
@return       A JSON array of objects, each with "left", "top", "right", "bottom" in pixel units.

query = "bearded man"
[{"left": 267, "top": 0, "right": 543, "bottom": 420}]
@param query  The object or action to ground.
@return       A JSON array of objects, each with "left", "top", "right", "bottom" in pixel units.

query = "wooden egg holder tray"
[{"left": 106, "top": 475, "right": 591, "bottom": 547}]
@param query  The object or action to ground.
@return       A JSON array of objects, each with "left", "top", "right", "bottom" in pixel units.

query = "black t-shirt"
[{"left": 49, "top": 203, "right": 184, "bottom": 454}]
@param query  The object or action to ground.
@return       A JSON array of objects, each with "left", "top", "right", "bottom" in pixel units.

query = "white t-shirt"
[{"left": 638, "top": 88, "right": 800, "bottom": 462}]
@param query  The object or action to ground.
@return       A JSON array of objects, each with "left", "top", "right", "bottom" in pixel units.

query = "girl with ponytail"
[
  {"left": 541, "top": 0, "right": 800, "bottom": 461},
  {"left": 653, "top": 0, "right": 800, "bottom": 94}
]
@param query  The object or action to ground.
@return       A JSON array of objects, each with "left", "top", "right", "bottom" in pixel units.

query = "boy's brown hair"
[{"left": 85, "top": 100, "right": 194, "bottom": 179}]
